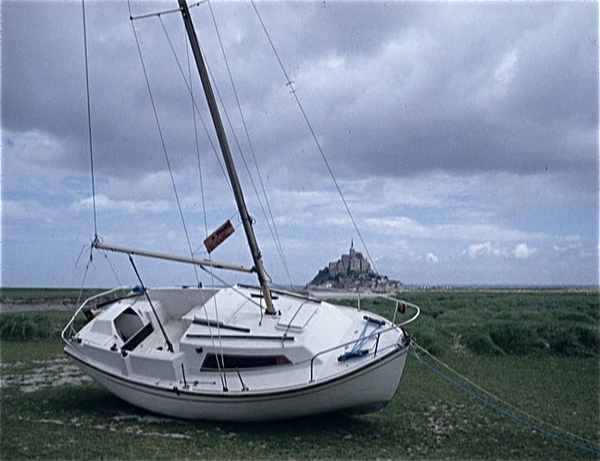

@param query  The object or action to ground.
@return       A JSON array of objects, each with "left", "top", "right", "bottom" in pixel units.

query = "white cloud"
[
  {"left": 493, "top": 49, "right": 518, "bottom": 95},
  {"left": 426, "top": 252, "right": 439, "bottom": 263},
  {"left": 3, "top": 199, "right": 55, "bottom": 224},
  {"left": 466, "top": 241, "right": 509, "bottom": 259},
  {"left": 108, "top": 171, "right": 184, "bottom": 203},
  {"left": 552, "top": 237, "right": 583, "bottom": 253},
  {"left": 512, "top": 243, "right": 537, "bottom": 259},
  {"left": 71, "top": 194, "right": 171, "bottom": 214},
  {"left": 5, "top": 129, "right": 65, "bottom": 165}
]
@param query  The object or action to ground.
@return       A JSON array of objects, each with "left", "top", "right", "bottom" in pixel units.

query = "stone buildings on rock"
[
  {"left": 328, "top": 241, "right": 373, "bottom": 277},
  {"left": 306, "top": 241, "right": 402, "bottom": 292}
]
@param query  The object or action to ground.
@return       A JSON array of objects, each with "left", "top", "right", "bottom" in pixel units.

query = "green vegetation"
[
  {"left": 0, "top": 311, "right": 86, "bottom": 342},
  {"left": 0, "top": 287, "right": 107, "bottom": 302},
  {"left": 338, "top": 289, "right": 600, "bottom": 358},
  {"left": 1, "top": 289, "right": 598, "bottom": 459}
]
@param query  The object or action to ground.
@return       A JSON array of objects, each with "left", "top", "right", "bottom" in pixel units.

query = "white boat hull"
[
  {"left": 66, "top": 343, "right": 408, "bottom": 421},
  {"left": 63, "top": 286, "right": 417, "bottom": 422}
]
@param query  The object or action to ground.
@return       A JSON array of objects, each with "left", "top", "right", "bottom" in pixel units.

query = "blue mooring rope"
[{"left": 409, "top": 350, "right": 600, "bottom": 457}]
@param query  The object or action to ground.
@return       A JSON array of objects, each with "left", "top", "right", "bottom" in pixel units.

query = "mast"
[{"left": 177, "top": 0, "right": 275, "bottom": 314}]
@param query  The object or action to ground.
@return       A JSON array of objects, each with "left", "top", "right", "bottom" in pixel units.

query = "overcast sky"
[{"left": 2, "top": 0, "right": 598, "bottom": 289}]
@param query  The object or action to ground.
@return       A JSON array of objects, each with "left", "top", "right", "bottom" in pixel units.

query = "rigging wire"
[
  {"left": 79, "top": 0, "right": 104, "bottom": 300},
  {"left": 81, "top": 0, "right": 98, "bottom": 239},
  {"left": 250, "top": 0, "right": 379, "bottom": 276},
  {"left": 186, "top": 27, "right": 210, "bottom": 241},
  {"left": 198, "top": 265, "right": 272, "bottom": 314},
  {"left": 128, "top": 254, "right": 174, "bottom": 353},
  {"left": 157, "top": 15, "right": 233, "bottom": 198},
  {"left": 100, "top": 249, "right": 125, "bottom": 290},
  {"left": 76, "top": 248, "right": 94, "bottom": 306},
  {"left": 206, "top": 0, "right": 295, "bottom": 290},
  {"left": 411, "top": 341, "right": 600, "bottom": 451},
  {"left": 410, "top": 342, "right": 600, "bottom": 457},
  {"left": 128, "top": 3, "right": 200, "bottom": 286},
  {"left": 156, "top": 13, "right": 240, "bottom": 364},
  {"left": 207, "top": 263, "right": 229, "bottom": 391},
  {"left": 156, "top": 12, "right": 230, "bottom": 388},
  {"left": 162, "top": 0, "right": 293, "bottom": 289},
  {"left": 191, "top": 21, "right": 284, "bottom": 281}
]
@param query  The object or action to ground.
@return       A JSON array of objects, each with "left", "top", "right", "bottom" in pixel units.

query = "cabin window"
[
  {"left": 114, "top": 307, "right": 144, "bottom": 342},
  {"left": 201, "top": 354, "right": 291, "bottom": 370},
  {"left": 121, "top": 322, "right": 154, "bottom": 352}
]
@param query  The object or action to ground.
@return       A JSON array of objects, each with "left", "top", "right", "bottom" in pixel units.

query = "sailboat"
[{"left": 62, "top": 0, "right": 419, "bottom": 421}]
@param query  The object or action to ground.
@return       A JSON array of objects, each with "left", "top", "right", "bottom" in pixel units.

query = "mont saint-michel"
[{"left": 306, "top": 242, "right": 402, "bottom": 292}]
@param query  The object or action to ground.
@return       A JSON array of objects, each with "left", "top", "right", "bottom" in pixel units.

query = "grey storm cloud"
[
  {"left": 1, "top": 0, "right": 598, "bottom": 288},
  {"left": 4, "top": 1, "right": 597, "bottom": 188}
]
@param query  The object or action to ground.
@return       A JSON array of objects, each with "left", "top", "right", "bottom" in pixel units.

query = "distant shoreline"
[
  {"left": 1, "top": 285, "right": 598, "bottom": 312},
  {"left": 3, "top": 284, "right": 599, "bottom": 289},
  {"left": 307, "top": 285, "right": 599, "bottom": 300},
  {"left": 0, "top": 287, "right": 110, "bottom": 313}
]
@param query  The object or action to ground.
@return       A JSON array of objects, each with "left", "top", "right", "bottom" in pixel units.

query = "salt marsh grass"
[{"left": 1, "top": 289, "right": 598, "bottom": 459}]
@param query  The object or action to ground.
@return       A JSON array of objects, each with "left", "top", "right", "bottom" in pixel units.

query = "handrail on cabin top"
[{"left": 309, "top": 300, "right": 420, "bottom": 382}]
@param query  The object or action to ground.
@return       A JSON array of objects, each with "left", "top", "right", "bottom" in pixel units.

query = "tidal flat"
[{"left": 1, "top": 289, "right": 598, "bottom": 459}]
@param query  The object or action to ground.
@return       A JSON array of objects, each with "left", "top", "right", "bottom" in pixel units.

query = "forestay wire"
[
  {"left": 152, "top": 10, "right": 258, "bottom": 386},
  {"left": 186, "top": 27, "right": 210, "bottom": 241},
  {"left": 96, "top": 2, "right": 266, "bottom": 315},
  {"left": 155, "top": 2, "right": 294, "bottom": 288},
  {"left": 154, "top": 9, "right": 269, "bottom": 287},
  {"left": 156, "top": 14, "right": 233, "bottom": 198},
  {"left": 128, "top": 1, "right": 201, "bottom": 286},
  {"left": 206, "top": 0, "right": 294, "bottom": 289},
  {"left": 250, "top": 1, "right": 379, "bottom": 276}
]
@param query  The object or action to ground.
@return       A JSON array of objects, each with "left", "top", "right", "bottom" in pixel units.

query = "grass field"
[{"left": 1, "top": 289, "right": 598, "bottom": 459}]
